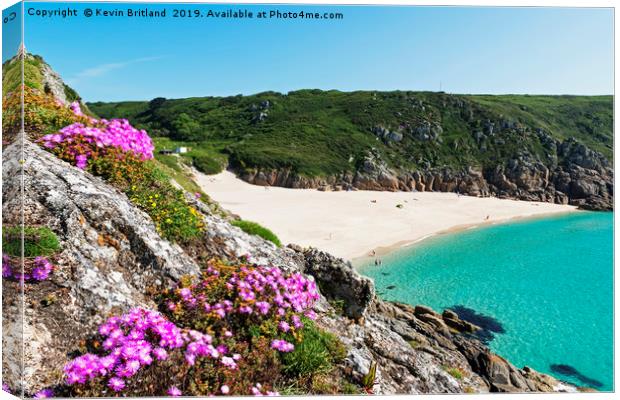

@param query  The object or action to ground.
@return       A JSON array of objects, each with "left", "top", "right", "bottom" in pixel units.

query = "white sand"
[{"left": 195, "top": 170, "right": 577, "bottom": 261}]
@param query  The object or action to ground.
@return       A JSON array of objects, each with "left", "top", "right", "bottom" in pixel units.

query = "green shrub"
[
  {"left": 443, "top": 366, "right": 464, "bottom": 380},
  {"left": 2, "top": 225, "right": 60, "bottom": 257},
  {"left": 193, "top": 155, "right": 224, "bottom": 175},
  {"left": 231, "top": 220, "right": 281, "bottom": 247},
  {"left": 281, "top": 319, "right": 346, "bottom": 377},
  {"left": 340, "top": 380, "right": 363, "bottom": 394}
]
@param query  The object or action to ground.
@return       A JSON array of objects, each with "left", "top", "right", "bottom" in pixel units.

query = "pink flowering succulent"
[
  {"left": 167, "top": 386, "right": 182, "bottom": 397},
  {"left": 39, "top": 111, "right": 154, "bottom": 170},
  {"left": 64, "top": 308, "right": 185, "bottom": 389},
  {"left": 165, "top": 262, "right": 319, "bottom": 356},
  {"left": 64, "top": 261, "right": 320, "bottom": 396},
  {"left": 2, "top": 254, "right": 54, "bottom": 283}
]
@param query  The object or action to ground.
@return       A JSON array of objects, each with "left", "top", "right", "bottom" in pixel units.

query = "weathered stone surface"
[
  {"left": 299, "top": 247, "right": 375, "bottom": 319},
  {"left": 40, "top": 61, "right": 68, "bottom": 104}
]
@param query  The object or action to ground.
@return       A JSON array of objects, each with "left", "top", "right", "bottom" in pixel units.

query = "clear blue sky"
[{"left": 13, "top": 2, "right": 615, "bottom": 101}]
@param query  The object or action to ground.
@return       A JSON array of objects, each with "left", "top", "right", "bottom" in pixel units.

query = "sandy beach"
[{"left": 195, "top": 170, "right": 578, "bottom": 261}]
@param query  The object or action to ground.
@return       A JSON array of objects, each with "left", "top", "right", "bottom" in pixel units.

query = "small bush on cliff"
[
  {"left": 231, "top": 220, "right": 282, "bottom": 247},
  {"left": 443, "top": 365, "right": 465, "bottom": 380},
  {"left": 281, "top": 318, "right": 346, "bottom": 377},
  {"left": 2, "top": 225, "right": 60, "bottom": 257}
]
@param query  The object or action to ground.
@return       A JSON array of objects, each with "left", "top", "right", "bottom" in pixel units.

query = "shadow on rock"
[
  {"left": 550, "top": 364, "right": 603, "bottom": 389},
  {"left": 447, "top": 305, "right": 505, "bottom": 344}
]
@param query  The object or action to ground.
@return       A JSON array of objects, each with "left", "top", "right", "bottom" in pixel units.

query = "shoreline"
[
  {"left": 194, "top": 170, "right": 578, "bottom": 261},
  {"left": 350, "top": 210, "right": 580, "bottom": 267}
]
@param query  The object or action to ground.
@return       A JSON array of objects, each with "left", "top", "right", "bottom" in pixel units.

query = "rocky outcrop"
[
  {"left": 40, "top": 61, "right": 68, "bottom": 104},
  {"left": 1, "top": 140, "right": 304, "bottom": 393},
  {"left": 286, "top": 248, "right": 579, "bottom": 394},
  {"left": 2, "top": 139, "right": 580, "bottom": 395},
  {"left": 3, "top": 140, "right": 200, "bottom": 392},
  {"left": 298, "top": 247, "right": 375, "bottom": 320},
  {"left": 238, "top": 137, "right": 613, "bottom": 211}
]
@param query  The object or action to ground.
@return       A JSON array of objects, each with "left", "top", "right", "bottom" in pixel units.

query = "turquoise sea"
[{"left": 358, "top": 212, "right": 613, "bottom": 391}]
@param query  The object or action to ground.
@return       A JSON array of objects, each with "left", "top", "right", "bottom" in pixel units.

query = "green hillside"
[
  {"left": 2, "top": 53, "right": 86, "bottom": 107},
  {"left": 88, "top": 90, "right": 613, "bottom": 178}
]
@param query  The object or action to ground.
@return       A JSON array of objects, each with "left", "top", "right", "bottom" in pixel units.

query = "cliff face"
[
  {"left": 239, "top": 135, "right": 613, "bottom": 211},
  {"left": 89, "top": 90, "right": 613, "bottom": 211},
  {"left": 2, "top": 139, "right": 579, "bottom": 395}
]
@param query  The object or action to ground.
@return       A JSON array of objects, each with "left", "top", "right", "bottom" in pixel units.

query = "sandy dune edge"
[{"left": 195, "top": 170, "right": 577, "bottom": 261}]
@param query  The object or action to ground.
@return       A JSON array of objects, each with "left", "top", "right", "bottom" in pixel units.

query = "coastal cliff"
[
  {"left": 238, "top": 137, "right": 613, "bottom": 211},
  {"left": 2, "top": 139, "right": 579, "bottom": 395},
  {"left": 1, "top": 53, "right": 589, "bottom": 396},
  {"left": 89, "top": 90, "right": 613, "bottom": 211}
]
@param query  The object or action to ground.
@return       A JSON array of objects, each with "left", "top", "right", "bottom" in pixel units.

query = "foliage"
[
  {"left": 231, "top": 220, "right": 282, "bottom": 247},
  {"left": 63, "top": 307, "right": 280, "bottom": 397},
  {"left": 87, "top": 151, "right": 205, "bottom": 243},
  {"left": 62, "top": 260, "right": 324, "bottom": 396},
  {"left": 2, "top": 55, "right": 44, "bottom": 96},
  {"left": 89, "top": 90, "right": 613, "bottom": 179},
  {"left": 280, "top": 318, "right": 346, "bottom": 377},
  {"left": 2, "top": 225, "right": 60, "bottom": 257},
  {"left": 40, "top": 106, "right": 154, "bottom": 169},
  {"left": 361, "top": 361, "right": 377, "bottom": 393},
  {"left": 19, "top": 86, "right": 203, "bottom": 243},
  {"left": 443, "top": 366, "right": 465, "bottom": 380},
  {"left": 2, "top": 86, "right": 90, "bottom": 143},
  {"left": 193, "top": 154, "right": 225, "bottom": 175}
]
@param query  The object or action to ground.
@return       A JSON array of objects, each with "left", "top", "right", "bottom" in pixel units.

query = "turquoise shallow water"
[{"left": 358, "top": 212, "right": 613, "bottom": 391}]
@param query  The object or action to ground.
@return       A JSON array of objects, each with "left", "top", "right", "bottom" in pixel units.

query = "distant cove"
[{"left": 359, "top": 212, "right": 613, "bottom": 390}]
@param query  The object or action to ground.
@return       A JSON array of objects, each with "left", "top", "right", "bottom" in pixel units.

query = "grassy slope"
[
  {"left": 3, "top": 54, "right": 86, "bottom": 105},
  {"left": 88, "top": 90, "right": 613, "bottom": 178}
]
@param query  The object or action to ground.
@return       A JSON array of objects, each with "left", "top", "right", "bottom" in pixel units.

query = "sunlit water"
[{"left": 358, "top": 212, "right": 613, "bottom": 391}]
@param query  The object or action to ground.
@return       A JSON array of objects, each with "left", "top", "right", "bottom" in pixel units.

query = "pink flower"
[
  {"left": 255, "top": 301, "right": 270, "bottom": 315},
  {"left": 167, "top": 386, "right": 182, "bottom": 397},
  {"left": 220, "top": 385, "right": 230, "bottom": 394},
  {"left": 75, "top": 154, "right": 88, "bottom": 169},
  {"left": 278, "top": 321, "right": 290, "bottom": 332},
  {"left": 108, "top": 377, "right": 125, "bottom": 392},
  {"left": 69, "top": 101, "right": 83, "bottom": 116},
  {"left": 34, "top": 388, "right": 53, "bottom": 398},
  {"left": 153, "top": 347, "right": 168, "bottom": 360},
  {"left": 270, "top": 339, "right": 294, "bottom": 353}
]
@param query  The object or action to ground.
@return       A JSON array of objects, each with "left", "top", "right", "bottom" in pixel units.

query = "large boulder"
[{"left": 298, "top": 248, "right": 374, "bottom": 319}]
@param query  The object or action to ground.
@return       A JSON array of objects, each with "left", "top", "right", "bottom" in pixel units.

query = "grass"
[
  {"left": 231, "top": 220, "right": 282, "bottom": 247},
  {"left": 442, "top": 366, "right": 465, "bottom": 380},
  {"left": 281, "top": 319, "right": 347, "bottom": 378},
  {"left": 2, "top": 226, "right": 60, "bottom": 257},
  {"left": 152, "top": 137, "right": 227, "bottom": 175},
  {"left": 408, "top": 339, "right": 422, "bottom": 349},
  {"left": 2, "top": 55, "right": 44, "bottom": 96}
]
